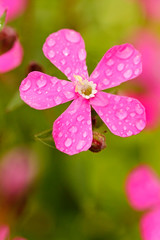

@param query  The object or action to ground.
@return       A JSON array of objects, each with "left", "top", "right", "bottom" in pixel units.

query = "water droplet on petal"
[
  {"left": 76, "top": 140, "right": 85, "bottom": 150},
  {"left": 106, "top": 59, "right": 114, "bottom": 66},
  {"left": 77, "top": 115, "right": 84, "bottom": 121},
  {"left": 69, "top": 126, "right": 77, "bottom": 133},
  {"left": 48, "top": 50, "right": 55, "bottom": 58},
  {"left": 65, "top": 30, "right": 80, "bottom": 43},
  {"left": 130, "top": 112, "right": 136, "bottom": 117},
  {"left": 136, "top": 119, "right": 146, "bottom": 130},
  {"left": 54, "top": 96, "right": 62, "bottom": 105},
  {"left": 21, "top": 80, "right": 31, "bottom": 91},
  {"left": 58, "top": 132, "right": 63, "bottom": 137},
  {"left": 92, "top": 71, "right": 100, "bottom": 79},
  {"left": 135, "top": 104, "right": 144, "bottom": 115},
  {"left": 112, "top": 125, "right": 117, "bottom": 131},
  {"left": 105, "top": 69, "right": 112, "bottom": 76},
  {"left": 103, "top": 78, "right": 110, "bottom": 86},
  {"left": 63, "top": 47, "right": 70, "bottom": 56},
  {"left": 65, "top": 138, "right": 72, "bottom": 147},
  {"left": 78, "top": 49, "right": 86, "bottom": 61},
  {"left": 117, "top": 63, "right": 125, "bottom": 71},
  {"left": 116, "top": 109, "right": 127, "bottom": 120},
  {"left": 133, "top": 55, "right": 141, "bottom": 65},
  {"left": 116, "top": 45, "right": 133, "bottom": 59},
  {"left": 61, "top": 80, "right": 68, "bottom": 86},
  {"left": 61, "top": 59, "right": 66, "bottom": 65},
  {"left": 134, "top": 69, "right": 140, "bottom": 76},
  {"left": 123, "top": 69, "right": 132, "bottom": 79},
  {"left": 127, "top": 130, "right": 133, "bottom": 136},
  {"left": 51, "top": 77, "right": 58, "bottom": 86},
  {"left": 47, "top": 38, "right": 56, "bottom": 47},
  {"left": 87, "top": 120, "right": 91, "bottom": 125},
  {"left": 57, "top": 86, "right": 61, "bottom": 92},
  {"left": 64, "top": 91, "right": 75, "bottom": 99},
  {"left": 83, "top": 131, "right": 87, "bottom": 138},
  {"left": 37, "top": 77, "right": 47, "bottom": 88},
  {"left": 64, "top": 67, "right": 71, "bottom": 75}
]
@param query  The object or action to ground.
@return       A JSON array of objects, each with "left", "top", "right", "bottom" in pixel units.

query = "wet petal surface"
[
  {"left": 90, "top": 44, "right": 142, "bottom": 90},
  {"left": 43, "top": 29, "right": 88, "bottom": 82},
  {"left": 126, "top": 165, "right": 160, "bottom": 210},
  {"left": 20, "top": 71, "right": 75, "bottom": 110},
  {"left": 53, "top": 97, "right": 92, "bottom": 155},
  {"left": 90, "top": 92, "right": 146, "bottom": 137}
]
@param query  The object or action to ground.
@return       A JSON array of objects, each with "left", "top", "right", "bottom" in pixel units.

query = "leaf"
[
  {"left": 0, "top": 11, "right": 6, "bottom": 31},
  {"left": 34, "top": 128, "right": 56, "bottom": 149},
  {"left": 6, "top": 91, "right": 24, "bottom": 112}
]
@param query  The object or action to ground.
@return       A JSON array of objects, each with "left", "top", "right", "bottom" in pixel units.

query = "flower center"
[{"left": 74, "top": 75, "right": 97, "bottom": 99}]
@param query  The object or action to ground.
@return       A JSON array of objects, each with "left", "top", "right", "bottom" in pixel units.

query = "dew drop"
[
  {"left": 112, "top": 125, "right": 117, "bottom": 131},
  {"left": 92, "top": 71, "right": 100, "bottom": 79},
  {"left": 83, "top": 131, "right": 87, "bottom": 138},
  {"left": 123, "top": 69, "right": 133, "bottom": 79},
  {"left": 105, "top": 69, "right": 112, "bottom": 76},
  {"left": 116, "top": 45, "right": 133, "bottom": 59},
  {"left": 133, "top": 55, "right": 141, "bottom": 65},
  {"left": 64, "top": 91, "right": 75, "bottom": 99},
  {"left": 134, "top": 68, "right": 140, "bottom": 76},
  {"left": 21, "top": 79, "right": 31, "bottom": 91},
  {"left": 63, "top": 47, "right": 70, "bottom": 56},
  {"left": 37, "top": 77, "right": 47, "bottom": 88},
  {"left": 130, "top": 112, "right": 136, "bottom": 117},
  {"left": 61, "top": 59, "right": 66, "bottom": 65},
  {"left": 135, "top": 104, "right": 144, "bottom": 115},
  {"left": 136, "top": 119, "right": 146, "bottom": 130},
  {"left": 77, "top": 115, "right": 84, "bottom": 122},
  {"left": 116, "top": 109, "right": 127, "bottom": 120},
  {"left": 48, "top": 50, "right": 55, "bottom": 58},
  {"left": 54, "top": 96, "right": 62, "bottom": 105},
  {"left": 61, "top": 80, "right": 68, "bottom": 86},
  {"left": 87, "top": 120, "right": 91, "bottom": 125},
  {"left": 65, "top": 30, "right": 80, "bottom": 43},
  {"left": 51, "top": 77, "right": 58, "bottom": 86},
  {"left": 117, "top": 63, "right": 125, "bottom": 71},
  {"left": 58, "top": 132, "right": 63, "bottom": 138},
  {"left": 106, "top": 59, "right": 114, "bottom": 66},
  {"left": 47, "top": 38, "right": 56, "bottom": 47},
  {"left": 69, "top": 126, "right": 78, "bottom": 133},
  {"left": 103, "top": 78, "right": 110, "bottom": 85},
  {"left": 57, "top": 86, "right": 61, "bottom": 92},
  {"left": 65, "top": 138, "right": 72, "bottom": 147},
  {"left": 78, "top": 49, "right": 86, "bottom": 61},
  {"left": 76, "top": 140, "right": 85, "bottom": 150},
  {"left": 127, "top": 130, "right": 133, "bottom": 136}
]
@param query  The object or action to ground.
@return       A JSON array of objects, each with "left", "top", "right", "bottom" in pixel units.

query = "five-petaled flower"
[
  {"left": 19, "top": 29, "right": 146, "bottom": 155},
  {"left": 126, "top": 165, "right": 160, "bottom": 240}
]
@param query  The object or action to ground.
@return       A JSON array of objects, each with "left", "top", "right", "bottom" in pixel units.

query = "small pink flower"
[
  {"left": 0, "top": 225, "right": 26, "bottom": 240},
  {"left": 0, "top": 27, "right": 23, "bottom": 73},
  {"left": 126, "top": 165, "right": 160, "bottom": 240},
  {"left": 19, "top": 29, "right": 146, "bottom": 155},
  {"left": 0, "top": 0, "right": 27, "bottom": 22}
]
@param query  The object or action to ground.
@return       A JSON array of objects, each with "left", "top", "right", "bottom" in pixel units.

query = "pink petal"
[
  {"left": 0, "top": 38, "right": 23, "bottom": 73},
  {"left": 20, "top": 71, "right": 75, "bottom": 110},
  {"left": 140, "top": 207, "right": 160, "bottom": 240},
  {"left": 126, "top": 165, "right": 160, "bottom": 210},
  {"left": 89, "top": 44, "right": 142, "bottom": 90},
  {"left": 90, "top": 92, "right": 146, "bottom": 137},
  {"left": 138, "top": 0, "right": 160, "bottom": 21},
  {"left": 43, "top": 29, "right": 88, "bottom": 82},
  {"left": 53, "top": 97, "right": 92, "bottom": 155},
  {"left": 0, "top": 225, "right": 9, "bottom": 240},
  {"left": 0, "top": 0, "right": 27, "bottom": 21}
]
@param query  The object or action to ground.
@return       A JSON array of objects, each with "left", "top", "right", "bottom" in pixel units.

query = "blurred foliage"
[{"left": 0, "top": 0, "right": 160, "bottom": 239}]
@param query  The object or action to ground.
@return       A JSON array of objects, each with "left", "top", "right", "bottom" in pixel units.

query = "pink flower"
[
  {"left": 0, "top": 27, "right": 23, "bottom": 73},
  {"left": 0, "top": 225, "right": 26, "bottom": 240},
  {"left": 19, "top": 29, "right": 146, "bottom": 155},
  {"left": 127, "top": 30, "right": 160, "bottom": 128},
  {"left": 126, "top": 165, "right": 160, "bottom": 240},
  {"left": 0, "top": 0, "right": 27, "bottom": 22}
]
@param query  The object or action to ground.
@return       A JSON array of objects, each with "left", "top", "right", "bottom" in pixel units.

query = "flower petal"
[
  {"left": 43, "top": 29, "right": 88, "bottom": 82},
  {"left": 0, "top": 39, "right": 23, "bottom": 73},
  {"left": 20, "top": 71, "right": 75, "bottom": 110},
  {"left": 90, "top": 92, "right": 146, "bottom": 137},
  {"left": 140, "top": 207, "right": 160, "bottom": 240},
  {"left": 53, "top": 97, "right": 92, "bottom": 155},
  {"left": 90, "top": 44, "right": 142, "bottom": 90},
  {"left": 126, "top": 165, "right": 160, "bottom": 210},
  {"left": 0, "top": 225, "right": 9, "bottom": 240}
]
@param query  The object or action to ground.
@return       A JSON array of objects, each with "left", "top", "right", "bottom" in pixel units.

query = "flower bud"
[
  {"left": 0, "top": 27, "right": 17, "bottom": 55},
  {"left": 89, "top": 131, "right": 106, "bottom": 153},
  {"left": 27, "top": 61, "right": 44, "bottom": 74}
]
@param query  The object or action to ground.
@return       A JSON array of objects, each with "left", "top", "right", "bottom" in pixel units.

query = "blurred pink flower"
[
  {"left": 0, "top": 148, "right": 37, "bottom": 202},
  {"left": 0, "top": 0, "right": 27, "bottom": 22},
  {"left": 0, "top": 225, "right": 26, "bottom": 240},
  {"left": 0, "top": 27, "right": 23, "bottom": 73},
  {"left": 137, "top": 0, "right": 160, "bottom": 21},
  {"left": 19, "top": 29, "right": 146, "bottom": 155},
  {"left": 126, "top": 165, "right": 160, "bottom": 240},
  {"left": 127, "top": 30, "right": 160, "bottom": 128}
]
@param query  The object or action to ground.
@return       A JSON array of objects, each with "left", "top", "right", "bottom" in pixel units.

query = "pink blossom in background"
[
  {"left": 137, "top": 0, "right": 160, "bottom": 21},
  {"left": 126, "top": 165, "right": 160, "bottom": 240},
  {"left": 0, "top": 27, "right": 23, "bottom": 73},
  {"left": 20, "top": 29, "right": 146, "bottom": 155},
  {"left": 0, "top": 225, "right": 26, "bottom": 240},
  {"left": 127, "top": 30, "right": 160, "bottom": 128},
  {"left": 0, "top": 0, "right": 27, "bottom": 22},
  {"left": 0, "top": 148, "right": 37, "bottom": 202}
]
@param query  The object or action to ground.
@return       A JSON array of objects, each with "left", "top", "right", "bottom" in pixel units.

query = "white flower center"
[{"left": 74, "top": 75, "right": 97, "bottom": 99}]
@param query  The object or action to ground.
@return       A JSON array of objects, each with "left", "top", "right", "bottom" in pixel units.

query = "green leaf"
[
  {"left": 6, "top": 91, "right": 24, "bottom": 112},
  {"left": 34, "top": 128, "right": 56, "bottom": 149},
  {"left": 0, "top": 11, "right": 6, "bottom": 31}
]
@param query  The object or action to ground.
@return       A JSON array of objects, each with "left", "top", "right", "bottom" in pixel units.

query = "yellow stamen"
[{"left": 73, "top": 74, "right": 85, "bottom": 85}]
